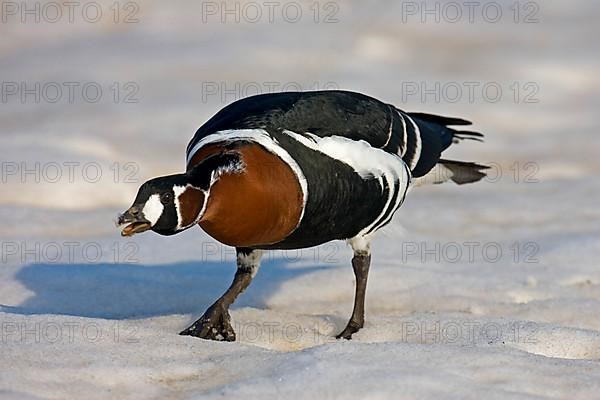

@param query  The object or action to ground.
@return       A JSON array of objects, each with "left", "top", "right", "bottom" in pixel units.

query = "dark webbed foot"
[
  {"left": 336, "top": 321, "right": 363, "bottom": 340},
  {"left": 180, "top": 248, "right": 261, "bottom": 341},
  {"left": 179, "top": 303, "right": 236, "bottom": 341}
]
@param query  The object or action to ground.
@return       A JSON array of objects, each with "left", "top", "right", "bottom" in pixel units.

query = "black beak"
[{"left": 118, "top": 206, "right": 152, "bottom": 237}]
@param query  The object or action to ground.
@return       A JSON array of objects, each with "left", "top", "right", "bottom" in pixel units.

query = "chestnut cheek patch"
[{"left": 177, "top": 186, "right": 205, "bottom": 229}]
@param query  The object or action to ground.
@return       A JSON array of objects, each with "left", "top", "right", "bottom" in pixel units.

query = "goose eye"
[{"left": 160, "top": 192, "right": 173, "bottom": 204}]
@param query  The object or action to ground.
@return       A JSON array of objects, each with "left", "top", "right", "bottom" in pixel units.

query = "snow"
[{"left": 1, "top": 0, "right": 600, "bottom": 398}]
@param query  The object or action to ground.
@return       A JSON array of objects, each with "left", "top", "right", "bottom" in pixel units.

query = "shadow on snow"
[{"left": 4, "top": 257, "right": 330, "bottom": 319}]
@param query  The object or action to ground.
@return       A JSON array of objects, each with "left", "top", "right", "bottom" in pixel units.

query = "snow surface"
[{"left": 1, "top": 0, "right": 600, "bottom": 398}]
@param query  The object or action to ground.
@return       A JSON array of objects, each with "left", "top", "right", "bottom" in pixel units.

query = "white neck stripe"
[{"left": 173, "top": 185, "right": 186, "bottom": 230}]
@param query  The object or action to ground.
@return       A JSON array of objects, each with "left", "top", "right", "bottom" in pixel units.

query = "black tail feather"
[
  {"left": 453, "top": 130, "right": 485, "bottom": 143},
  {"left": 453, "top": 130, "right": 484, "bottom": 138},
  {"left": 408, "top": 112, "right": 472, "bottom": 126},
  {"left": 397, "top": 109, "right": 486, "bottom": 182}
]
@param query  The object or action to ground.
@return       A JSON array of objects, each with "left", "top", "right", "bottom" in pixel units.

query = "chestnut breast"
[{"left": 188, "top": 142, "right": 304, "bottom": 247}]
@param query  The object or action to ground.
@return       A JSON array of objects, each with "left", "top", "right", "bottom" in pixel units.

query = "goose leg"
[
  {"left": 180, "top": 248, "right": 261, "bottom": 341},
  {"left": 336, "top": 249, "right": 371, "bottom": 340}
]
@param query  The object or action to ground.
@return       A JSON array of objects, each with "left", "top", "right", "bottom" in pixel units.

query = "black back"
[
  {"left": 188, "top": 90, "right": 393, "bottom": 151},
  {"left": 187, "top": 90, "right": 478, "bottom": 179}
]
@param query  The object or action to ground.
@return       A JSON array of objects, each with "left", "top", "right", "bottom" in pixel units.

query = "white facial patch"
[{"left": 142, "top": 194, "right": 164, "bottom": 226}]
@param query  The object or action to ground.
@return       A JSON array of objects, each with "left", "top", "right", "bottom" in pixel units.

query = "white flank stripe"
[
  {"left": 382, "top": 111, "right": 394, "bottom": 148},
  {"left": 378, "top": 162, "right": 411, "bottom": 229},
  {"left": 406, "top": 115, "right": 422, "bottom": 170},
  {"left": 186, "top": 129, "right": 308, "bottom": 225},
  {"left": 283, "top": 130, "right": 410, "bottom": 237},
  {"left": 396, "top": 110, "right": 407, "bottom": 156},
  {"left": 142, "top": 194, "right": 163, "bottom": 226}
]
